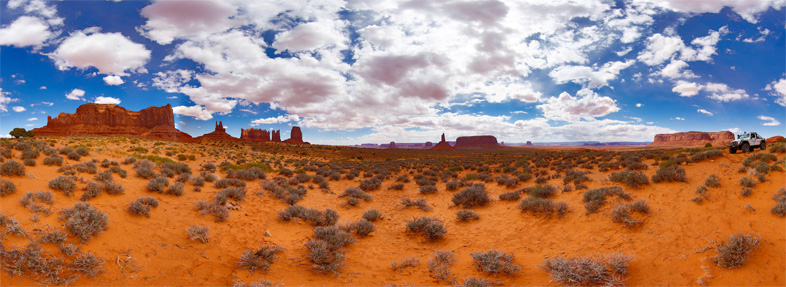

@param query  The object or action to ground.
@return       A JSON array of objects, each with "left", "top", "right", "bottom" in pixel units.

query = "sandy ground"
[{"left": 1, "top": 137, "right": 784, "bottom": 286}]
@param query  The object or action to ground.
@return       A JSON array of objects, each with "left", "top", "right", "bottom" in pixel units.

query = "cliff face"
[
  {"left": 767, "top": 136, "right": 784, "bottom": 143},
  {"left": 196, "top": 121, "right": 237, "bottom": 141},
  {"left": 241, "top": 128, "right": 270, "bottom": 142},
  {"left": 454, "top": 135, "right": 501, "bottom": 149},
  {"left": 649, "top": 131, "right": 734, "bottom": 147},
  {"left": 31, "top": 103, "right": 192, "bottom": 141},
  {"left": 283, "top": 127, "right": 308, "bottom": 144}
]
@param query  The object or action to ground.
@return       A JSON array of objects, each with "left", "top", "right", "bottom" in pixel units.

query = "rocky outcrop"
[
  {"left": 196, "top": 121, "right": 237, "bottom": 141},
  {"left": 31, "top": 103, "right": 193, "bottom": 141},
  {"left": 431, "top": 133, "right": 455, "bottom": 150},
  {"left": 241, "top": 128, "right": 270, "bottom": 142},
  {"left": 649, "top": 131, "right": 734, "bottom": 147},
  {"left": 272, "top": 130, "right": 281, "bottom": 142},
  {"left": 388, "top": 141, "right": 396, "bottom": 149},
  {"left": 526, "top": 141, "right": 533, "bottom": 146},
  {"left": 424, "top": 141, "right": 433, "bottom": 148},
  {"left": 454, "top": 135, "right": 501, "bottom": 149},
  {"left": 283, "top": 127, "right": 308, "bottom": 144},
  {"left": 767, "top": 136, "right": 784, "bottom": 143}
]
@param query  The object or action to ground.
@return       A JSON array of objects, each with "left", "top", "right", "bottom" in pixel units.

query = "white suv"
[{"left": 729, "top": 132, "right": 765, "bottom": 154}]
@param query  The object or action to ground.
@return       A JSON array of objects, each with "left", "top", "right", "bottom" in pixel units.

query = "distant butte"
[
  {"left": 31, "top": 103, "right": 193, "bottom": 142},
  {"left": 649, "top": 131, "right": 734, "bottom": 147},
  {"left": 196, "top": 121, "right": 237, "bottom": 141},
  {"left": 454, "top": 135, "right": 501, "bottom": 149},
  {"left": 431, "top": 133, "right": 455, "bottom": 150}
]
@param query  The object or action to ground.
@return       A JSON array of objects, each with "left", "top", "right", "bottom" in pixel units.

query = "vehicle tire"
[
  {"left": 741, "top": 143, "right": 750, "bottom": 153},
  {"left": 729, "top": 147, "right": 736, "bottom": 154},
  {"left": 761, "top": 142, "right": 766, "bottom": 150}
]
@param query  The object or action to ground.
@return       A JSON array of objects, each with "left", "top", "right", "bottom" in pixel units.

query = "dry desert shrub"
[
  {"left": 609, "top": 169, "right": 649, "bottom": 189},
  {"left": 233, "top": 279, "right": 282, "bottom": 287},
  {"left": 459, "top": 277, "right": 500, "bottom": 287},
  {"left": 0, "top": 213, "right": 26, "bottom": 236},
  {"left": 428, "top": 250, "right": 456, "bottom": 282},
  {"left": 0, "top": 179, "right": 17, "bottom": 196},
  {"left": 540, "top": 253, "right": 633, "bottom": 286},
  {"left": 0, "top": 160, "right": 25, "bottom": 176},
  {"left": 690, "top": 149, "right": 723, "bottom": 162},
  {"left": 419, "top": 185, "right": 438, "bottom": 194},
  {"left": 215, "top": 187, "right": 246, "bottom": 203},
  {"left": 195, "top": 200, "right": 230, "bottom": 222},
  {"left": 215, "top": 178, "right": 246, "bottom": 188},
  {"left": 405, "top": 216, "right": 446, "bottom": 240},
  {"left": 20, "top": 191, "right": 54, "bottom": 215},
  {"left": 49, "top": 176, "right": 77, "bottom": 197},
  {"left": 128, "top": 197, "right": 159, "bottom": 217},
  {"left": 349, "top": 218, "right": 375, "bottom": 237},
  {"left": 499, "top": 190, "right": 521, "bottom": 201},
  {"left": 451, "top": 183, "right": 489, "bottom": 208},
  {"left": 772, "top": 188, "right": 786, "bottom": 216},
  {"left": 391, "top": 257, "right": 420, "bottom": 271},
  {"left": 469, "top": 249, "right": 521, "bottom": 275},
  {"left": 146, "top": 176, "right": 170, "bottom": 192},
  {"left": 582, "top": 186, "right": 630, "bottom": 214},
  {"left": 43, "top": 155, "right": 64, "bottom": 166},
  {"left": 769, "top": 143, "right": 786, "bottom": 153},
  {"left": 278, "top": 205, "right": 339, "bottom": 226},
  {"left": 238, "top": 245, "right": 283, "bottom": 274},
  {"left": 521, "top": 184, "right": 557, "bottom": 198},
  {"left": 704, "top": 174, "right": 721, "bottom": 188},
  {"left": 401, "top": 198, "right": 432, "bottom": 211},
  {"left": 456, "top": 210, "right": 480, "bottom": 221},
  {"left": 651, "top": 165, "right": 687, "bottom": 183},
  {"left": 739, "top": 176, "right": 756, "bottom": 188},
  {"left": 306, "top": 226, "right": 355, "bottom": 274},
  {"left": 58, "top": 202, "right": 109, "bottom": 242},
  {"left": 610, "top": 203, "right": 641, "bottom": 228},
  {"left": 226, "top": 167, "right": 267, "bottom": 180},
  {"left": 712, "top": 233, "right": 760, "bottom": 268},
  {"left": 518, "top": 197, "right": 569, "bottom": 218},
  {"left": 72, "top": 252, "right": 105, "bottom": 277},
  {"left": 362, "top": 209, "right": 384, "bottom": 222},
  {"left": 388, "top": 183, "right": 405, "bottom": 190},
  {"left": 339, "top": 187, "right": 372, "bottom": 206},
  {"left": 40, "top": 230, "right": 68, "bottom": 244}
]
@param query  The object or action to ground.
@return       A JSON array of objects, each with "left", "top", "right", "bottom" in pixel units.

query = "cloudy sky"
[{"left": 0, "top": 0, "right": 784, "bottom": 144}]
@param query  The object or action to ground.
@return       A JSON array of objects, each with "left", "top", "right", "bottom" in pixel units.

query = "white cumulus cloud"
[
  {"left": 697, "top": 109, "right": 713, "bottom": 116},
  {"left": 65, "top": 88, "right": 85, "bottom": 100},
  {"left": 103, "top": 75, "right": 125, "bottom": 85},
  {"left": 251, "top": 114, "right": 302, "bottom": 126},
  {"left": 51, "top": 31, "right": 151, "bottom": 76},
  {"left": 12, "top": 106, "right": 26, "bottom": 112},
  {"left": 0, "top": 16, "right": 52, "bottom": 48},
  {"left": 94, "top": 96, "right": 121, "bottom": 104},
  {"left": 765, "top": 78, "right": 786, "bottom": 106},
  {"left": 537, "top": 89, "right": 620, "bottom": 122},
  {"left": 759, "top": 115, "right": 781, "bottom": 126},
  {"left": 172, "top": 105, "right": 213, "bottom": 120}
]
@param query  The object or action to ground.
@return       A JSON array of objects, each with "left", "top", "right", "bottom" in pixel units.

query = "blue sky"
[{"left": 0, "top": 0, "right": 784, "bottom": 144}]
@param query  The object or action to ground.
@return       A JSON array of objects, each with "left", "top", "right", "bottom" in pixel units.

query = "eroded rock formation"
[
  {"left": 241, "top": 128, "right": 270, "bottom": 142},
  {"left": 767, "top": 136, "right": 784, "bottom": 143},
  {"left": 649, "top": 131, "right": 734, "bottom": 147},
  {"left": 454, "top": 135, "right": 501, "bottom": 149},
  {"left": 283, "top": 127, "right": 308, "bottom": 144},
  {"left": 431, "top": 133, "right": 455, "bottom": 150},
  {"left": 31, "top": 103, "right": 193, "bottom": 141},
  {"left": 424, "top": 141, "right": 433, "bottom": 148},
  {"left": 196, "top": 121, "right": 237, "bottom": 141},
  {"left": 272, "top": 130, "right": 281, "bottom": 142}
]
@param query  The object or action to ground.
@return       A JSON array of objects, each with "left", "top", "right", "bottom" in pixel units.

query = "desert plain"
[{"left": 0, "top": 136, "right": 784, "bottom": 286}]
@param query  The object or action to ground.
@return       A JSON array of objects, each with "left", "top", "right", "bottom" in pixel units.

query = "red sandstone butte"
[
  {"left": 196, "top": 121, "right": 237, "bottom": 141},
  {"left": 649, "top": 131, "right": 734, "bottom": 147},
  {"left": 454, "top": 135, "right": 501, "bottom": 149},
  {"left": 241, "top": 128, "right": 270, "bottom": 142},
  {"left": 767, "top": 136, "right": 784, "bottom": 143},
  {"left": 31, "top": 103, "right": 193, "bottom": 141},
  {"left": 283, "top": 127, "right": 308, "bottom": 144},
  {"left": 272, "top": 130, "right": 281, "bottom": 142},
  {"left": 431, "top": 133, "right": 455, "bottom": 150}
]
